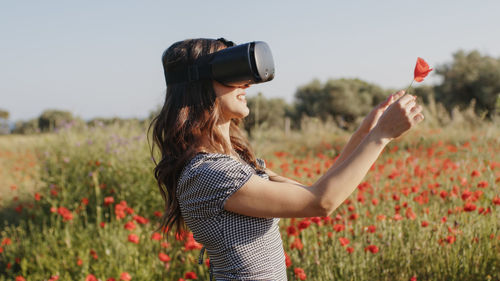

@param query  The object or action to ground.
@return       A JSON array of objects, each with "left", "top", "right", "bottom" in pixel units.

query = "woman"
[{"left": 150, "top": 38, "right": 424, "bottom": 280}]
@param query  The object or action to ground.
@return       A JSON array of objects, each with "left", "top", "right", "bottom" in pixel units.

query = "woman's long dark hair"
[{"left": 149, "top": 38, "right": 262, "bottom": 239}]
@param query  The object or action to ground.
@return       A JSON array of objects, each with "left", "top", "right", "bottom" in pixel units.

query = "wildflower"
[
  {"left": 158, "top": 252, "right": 171, "bottom": 263},
  {"left": 34, "top": 193, "right": 42, "bottom": 201},
  {"left": 294, "top": 267, "right": 307, "bottom": 280},
  {"left": 128, "top": 234, "right": 139, "bottom": 244},
  {"left": 405, "top": 208, "right": 417, "bottom": 220},
  {"left": 287, "top": 225, "right": 298, "bottom": 236},
  {"left": 104, "top": 196, "right": 115, "bottom": 206},
  {"left": 151, "top": 232, "right": 162, "bottom": 241},
  {"left": 477, "top": 181, "right": 488, "bottom": 188},
  {"left": 366, "top": 225, "right": 376, "bottom": 233},
  {"left": 133, "top": 215, "right": 149, "bottom": 224},
  {"left": 339, "top": 237, "right": 350, "bottom": 246},
  {"left": 85, "top": 274, "right": 97, "bottom": 281},
  {"left": 16, "top": 277, "right": 26, "bottom": 281},
  {"left": 90, "top": 249, "right": 98, "bottom": 260},
  {"left": 184, "top": 272, "right": 198, "bottom": 279},
  {"left": 446, "top": 235, "right": 456, "bottom": 244},
  {"left": 421, "top": 221, "right": 429, "bottom": 227},
  {"left": 333, "top": 224, "right": 345, "bottom": 232},
  {"left": 291, "top": 237, "right": 303, "bottom": 250},
  {"left": 493, "top": 197, "right": 500, "bottom": 205},
  {"left": 124, "top": 221, "right": 136, "bottom": 231},
  {"left": 82, "top": 198, "right": 89, "bottom": 205},
  {"left": 413, "top": 57, "right": 433, "bottom": 82},
  {"left": 48, "top": 276, "right": 59, "bottom": 281},
  {"left": 393, "top": 214, "right": 403, "bottom": 221},
  {"left": 346, "top": 247, "right": 354, "bottom": 254},
  {"left": 285, "top": 251, "right": 292, "bottom": 267},
  {"left": 463, "top": 203, "right": 476, "bottom": 212},
  {"left": 1, "top": 238, "right": 12, "bottom": 246},
  {"left": 120, "top": 272, "right": 131, "bottom": 281},
  {"left": 364, "top": 245, "right": 379, "bottom": 253},
  {"left": 297, "top": 219, "right": 311, "bottom": 230},
  {"left": 57, "top": 207, "right": 73, "bottom": 221}
]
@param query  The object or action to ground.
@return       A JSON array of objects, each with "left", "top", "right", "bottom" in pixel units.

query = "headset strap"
[{"left": 164, "top": 38, "right": 235, "bottom": 85}]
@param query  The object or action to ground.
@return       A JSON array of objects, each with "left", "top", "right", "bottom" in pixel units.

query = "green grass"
[{"left": 0, "top": 121, "right": 499, "bottom": 280}]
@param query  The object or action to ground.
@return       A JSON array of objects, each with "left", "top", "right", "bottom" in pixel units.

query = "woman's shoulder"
[{"left": 179, "top": 153, "right": 248, "bottom": 181}]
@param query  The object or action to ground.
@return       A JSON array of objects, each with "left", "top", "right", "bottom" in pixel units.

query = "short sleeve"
[
  {"left": 256, "top": 158, "right": 266, "bottom": 169},
  {"left": 177, "top": 154, "right": 254, "bottom": 219}
]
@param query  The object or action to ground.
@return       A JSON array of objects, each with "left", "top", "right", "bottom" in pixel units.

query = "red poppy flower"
[
  {"left": 287, "top": 225, "right": 298, "bottom": 236},
  {"left": 124, "top": 221, "right": 136, "bottom": 231},
  {"left": 120, "top": 272, "right": 131, "bottom": 281},
  {"left": 128, "top": 234, "right": 139, "bottom": 244},
  {"left": 414, "top": 57, "right": 433, "bottom": 82},
  {"left": 151, "top": 232, "right": 162, "bottom": 241},
  {"left": 184, "top": 272, "right": 198, "bottom": 280},
  {"left": 158, "top": 252, "right": 171, "bottom": 263},
  {"left": 364, "top": 245, "right": 379, "bottom": 253},
  {"left": 339, "top": 237, "right": 350, "bottom": 247}
]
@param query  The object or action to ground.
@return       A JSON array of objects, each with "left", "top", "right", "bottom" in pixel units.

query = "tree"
[
  {"left": 244, "top": 93, "right": 289, "bottom": 135},
  {"left": 38, "top": 110, "right": 75, "bottom": 132},
  {"left": 293, "top": 78, "right": 388, "bottom": 129},
  {"left": 435, "top": 50, "right": 500, "bottom": 117}
]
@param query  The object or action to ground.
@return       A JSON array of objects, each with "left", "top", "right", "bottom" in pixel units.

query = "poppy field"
[{"left": 0, "top": 123, "right": 499, "bottom": 281}]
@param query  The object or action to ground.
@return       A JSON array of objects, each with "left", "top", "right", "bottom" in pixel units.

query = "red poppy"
[
  {"left": 128, "top": 234, "right": 139, "bottom": 244},
  {"left": 463, "top": 203, "right": 476, "bottom": 212},
  {"left": 104, "top": 196, "right": 115, "bottom": 206},
  {"left": 124, "top": 221, "right": 136, "bottom": 231},
  {"left": 133, "top": 215, "right": 149, "bottom": 224},
  {"left": 151, "top": 232, "right": 162, "bottom": 241},
  {"left": 184, "top": 272, "right": 198, "bottom": 280},
  {"left": 364, "top": 245, "right": 379, "bottom": 253},
  {"left": 414, "top": 57, "right": 433, "bottom": 82},
  {"left": 339, "top": 237, "right": 350, "bottom": 247},
  {"left": 291, "top": 237, "right": 304, "bottom": 250},
  {"left": 333, "top": 224, "right": 345, "bottom": 232},
  {"left": 287, "top": 225, "right": 298, "bottom": 236},
  {"left": 120, "top": 272, "right": 131, "bottom": 281}
]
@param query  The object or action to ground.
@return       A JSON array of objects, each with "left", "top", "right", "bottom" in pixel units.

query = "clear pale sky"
[{"left": 2, "top": 0, "right": 500, "bottom": 122}]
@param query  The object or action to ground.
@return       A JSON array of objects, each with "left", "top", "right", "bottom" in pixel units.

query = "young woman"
[{"left": 150, "top": 38, "right": 424, "bottom": 280}]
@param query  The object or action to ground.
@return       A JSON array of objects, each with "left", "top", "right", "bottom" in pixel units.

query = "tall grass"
[{"left": 0, "top": 104, "right": 499, "bottom": 280}]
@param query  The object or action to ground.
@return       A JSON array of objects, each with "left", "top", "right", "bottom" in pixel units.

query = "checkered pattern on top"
[{"left": 177, "top": 153, "right": 287, "bottom": 280}]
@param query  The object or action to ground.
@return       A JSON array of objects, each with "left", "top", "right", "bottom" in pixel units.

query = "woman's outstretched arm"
[
  {"left": 265, "top": 91, "right": 406, "bottom": 187},
  {"left": 225, "top": 93, "right": 423, "bottom": 218}
]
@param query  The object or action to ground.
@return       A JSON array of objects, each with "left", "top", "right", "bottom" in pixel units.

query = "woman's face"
[{"left": 213, "top": 81, "right": 250, "bottom": 121}]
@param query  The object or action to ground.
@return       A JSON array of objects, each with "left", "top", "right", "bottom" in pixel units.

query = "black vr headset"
[{"left": 163, "top": 38, "right": 275, "bottom": 87}]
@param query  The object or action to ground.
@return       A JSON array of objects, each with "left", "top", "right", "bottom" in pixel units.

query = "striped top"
[{"left": 176, "top": 152, "right": 287, "bottom": 280}]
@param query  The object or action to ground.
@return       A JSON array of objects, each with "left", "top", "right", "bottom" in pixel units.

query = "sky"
[{"left": 2, "top": 0, "right": 500, "bottom": 122}]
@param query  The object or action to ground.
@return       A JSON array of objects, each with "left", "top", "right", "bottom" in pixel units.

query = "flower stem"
[{"left": 405, "top": 80, "right": 415, "bottom": 95}]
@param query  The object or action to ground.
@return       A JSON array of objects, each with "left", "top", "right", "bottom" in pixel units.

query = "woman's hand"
[
  {"left": 373, "top": 93, "right": 424, "bottom": 141},
  {"left": 357, "top": 90, "right": 406, "bottom": 136}
]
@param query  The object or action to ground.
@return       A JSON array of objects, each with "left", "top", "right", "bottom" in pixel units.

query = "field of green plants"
[{"left": 0, "top": 119, "right": 499, "bottom": 280}]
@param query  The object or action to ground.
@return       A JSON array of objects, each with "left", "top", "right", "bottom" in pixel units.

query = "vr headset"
[{"left": 163, "top": 39, "right": 275, "bottom": 87}]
